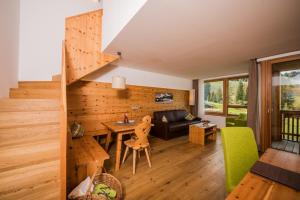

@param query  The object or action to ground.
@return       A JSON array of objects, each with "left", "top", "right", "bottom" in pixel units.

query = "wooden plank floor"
[
  {"left": 104, "top": 133, "right": 226, "bottom": 200},
  {"left": 271, "top": 140, "right": 299, "bottom": 154}
]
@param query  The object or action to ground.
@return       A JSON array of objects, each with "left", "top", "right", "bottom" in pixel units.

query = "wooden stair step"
[
  {"left": 0, "top": 111, "right": 60, "bottom": 129},
  {"left": 0, "top": 123, "right": 59, "bottom": 148},
  {"left": 9, "top": 88, "right": 60, "bottom": 99},
  {"left": 18, "top": 81, "right": 60, "bottom": 89},
  {"left": 0, "top": 139, "right": 59, "bottom": 172},
  {"left": 0, "top": 179, "right": 60, "bottom": 200},
  {"left": 0, "top": 160, "right": 60, "bottom": 200},
  {"left": 52, "top": 74, "right": 61, "bottom": 81},
  {"left": 0, "top": 99, "right": 59, "bottom": 112}
]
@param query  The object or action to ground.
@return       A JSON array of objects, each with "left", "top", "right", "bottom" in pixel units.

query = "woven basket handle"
[{"left": 86, "top": 164, "right": 102, "bottom": 197}]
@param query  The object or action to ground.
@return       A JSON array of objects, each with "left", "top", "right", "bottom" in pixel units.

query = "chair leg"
[
  {"left": 133, "top": 149, "right": 137, "bottom": 174},
  {"left": 122, "top": 146, "right": 129, "bottom": 164},
  {"left": 148, "top": 145, "right": 152, "bottom": 156},
  {"left": 144, "top": 148, "right": 152, "bottom": 168},
  {"left": 138, "top": 150, "right": 141, "bottom": 159}
]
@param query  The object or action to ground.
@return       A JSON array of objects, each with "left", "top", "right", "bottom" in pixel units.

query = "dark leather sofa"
[{"left": 152, "top": 109, "right": 201, "bottom": 140}]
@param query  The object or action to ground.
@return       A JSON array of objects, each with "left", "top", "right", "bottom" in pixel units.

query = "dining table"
[
  {"left": 226, "top": 148, "right": 300, "bottom": 200},
  {"left": 102, "top": 121, "right": 139, "bottom": 171}
]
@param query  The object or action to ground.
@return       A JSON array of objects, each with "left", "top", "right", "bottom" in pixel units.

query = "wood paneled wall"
[
  {"left": 65, "top": 10, "right": 118, "bottom": 85},
  {"left": 67, "top": 81, "right": 190, "bottom": 132}
]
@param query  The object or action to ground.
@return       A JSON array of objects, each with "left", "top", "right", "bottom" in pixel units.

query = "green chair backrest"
[
  {"left": 238, "top": 113, "right": 247, "bottom": 121},
  {"left": 221, "top": 127, "right": 259, "bottom": 193}
]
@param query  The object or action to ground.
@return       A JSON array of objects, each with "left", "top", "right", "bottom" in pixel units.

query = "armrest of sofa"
[{"left": 194, "top": 117, "right": 202, "bottom": 121}]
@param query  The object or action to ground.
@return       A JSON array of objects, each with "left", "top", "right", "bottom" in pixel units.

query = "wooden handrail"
[
  {"left": 60, "top": 40, "right": 67, "bottom": 199},
  {"left": 280, "top": 110, "right": 300, "bottom": 142}
]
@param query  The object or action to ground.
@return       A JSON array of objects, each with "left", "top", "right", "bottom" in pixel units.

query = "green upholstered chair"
[
  {"left": 226, "top": 113, "right": 247, "bottom": 127},
  {"left": 221, "top": 127, "right": 259, "bottom": 193}
]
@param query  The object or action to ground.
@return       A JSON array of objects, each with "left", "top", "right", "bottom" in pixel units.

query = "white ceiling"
[{"left": 104, "top": 0, "right": 300, "bottom": 79}]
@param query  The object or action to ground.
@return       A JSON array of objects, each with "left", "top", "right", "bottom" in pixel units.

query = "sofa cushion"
[
  {"left": 165, "top": 112, "right": 177, "bottom": 122},
  {"left": 154, "top": 110, "right": 177, "bottom": 122},
  {"left": 174, "top": 110, "right": 189, "bottom": 121},
  {"left": 168, "top": 121, "right": 190, "bottom": 132},
  {"left": 185, "top": 113, "right": 196, "bottom": 121},
  {"left": 162, "top": 115, "right": 168, "bottom": 123}
]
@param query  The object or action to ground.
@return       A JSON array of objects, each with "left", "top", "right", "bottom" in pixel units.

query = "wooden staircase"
[
  {"left": 0, "top": 79, "right": 63, "bottom": 200},
  {"left": 0, "top": 8, "right": 119, "bottom": 199},
  {"left": 65, "top": 9, "right": 119, "bottom": 85},
  {"left": 10, "top": 81, "right": 61, "bottom": 99}
]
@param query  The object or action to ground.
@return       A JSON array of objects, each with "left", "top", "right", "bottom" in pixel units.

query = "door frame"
[{"left": 259, "top": 54, "right": 300, "bottom": 152}]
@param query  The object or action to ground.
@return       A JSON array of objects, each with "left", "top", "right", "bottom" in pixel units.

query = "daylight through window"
[{"left": 204, "top": 76, "right": 249, "bottom": 116}]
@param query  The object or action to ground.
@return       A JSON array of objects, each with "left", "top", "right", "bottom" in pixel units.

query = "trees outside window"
[
  {"left": 204, "top": 80, "right": 224, "bottom": 114},
  {"left": 204, "top": 76, "right": 248, "bottom": 116},
  {"left": 280, "top": 70, "right": 300, "bottom": 110},
  {"left": 228, "top": 77, "right": 248, "bottom": 116}
]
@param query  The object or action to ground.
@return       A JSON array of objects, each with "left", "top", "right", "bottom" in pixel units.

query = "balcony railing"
[{"left": 280, "top": 110, "right": 300, "bottom": 142}]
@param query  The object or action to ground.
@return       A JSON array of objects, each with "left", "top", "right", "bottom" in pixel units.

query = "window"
[
  {"left": 280, "top": 69, "right": 300, "bottom": 111},
  {"left": 227, "top": 77, "right": 248, "bottom": 116},
  {"left": 204, "top": 76, "right": 248, "bottom": 116},
  {"left": 204, "top": 80, "right": 224, "bottom": 114}
]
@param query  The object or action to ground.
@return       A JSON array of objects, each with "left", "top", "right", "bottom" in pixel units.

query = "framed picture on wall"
[{"left": 155, "top": 93, "right": 173, "bottom": 103}]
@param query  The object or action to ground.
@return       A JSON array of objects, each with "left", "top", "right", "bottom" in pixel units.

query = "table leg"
[
  {"left": 105, "top": 130, "right": 111, "bottom": 151},
  {"left": 115, "top": 133, "right": 123, "bottom": 171},
  {"left": 133, "top": 150, "right": 137, "bottom": 174},
  {"left": 213, "top": 127, "right": 217, "bottom": 140},
  {"left": 200, "top": 130, "right": 205, "bottom": 145}
]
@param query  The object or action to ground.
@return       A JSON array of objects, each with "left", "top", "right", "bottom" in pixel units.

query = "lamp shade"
[
  {"left": 189, "top": 89, "right": 195, "bottom": 105},
  {"left": 112, "top": 76, "right": 126, "bottom": 89}
]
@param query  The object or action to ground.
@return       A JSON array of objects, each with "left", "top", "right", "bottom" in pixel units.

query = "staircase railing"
[
  {"left": 60, "top": 40, "right": 67, "bottom": 199},
  {"left": 65, "top": 9, "right": 119, "bottom": 85}
]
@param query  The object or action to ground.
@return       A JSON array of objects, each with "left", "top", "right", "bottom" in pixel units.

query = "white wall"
[
  {"left": 102, "top": 0, "right": 147, "bottom": 50},
  {"left": 198, "top": 73, "right": 248, "bottom": 128},
  {"left": 85, "top": 65, "right": 192, "bottom": 90},
  {"left": 0, "top": 0, "right": 20, "bottom": 98},
  {"left": 18, "top": 0, "right": 102, "bottom": 81},
  {"left": 17, "top": 0, "right": 190, "bottom": 91}
]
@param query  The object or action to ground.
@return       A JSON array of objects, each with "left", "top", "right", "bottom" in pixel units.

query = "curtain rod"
[
  {"left": 257, "top": 50, "right": 300, "bottom": 62},
  {"left": 202, "top": 73, "right": 249, "bottom": 81}
]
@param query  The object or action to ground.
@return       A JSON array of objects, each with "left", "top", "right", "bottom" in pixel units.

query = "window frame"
[
  {"left": 204, "top": 75, "right": 249, "bottom": 116},
  {"left": 227, "top": 76, "right": 249, "bottom": 116},
  {"left": 204, "top": 79, "right": 226, "bottom": 116}
]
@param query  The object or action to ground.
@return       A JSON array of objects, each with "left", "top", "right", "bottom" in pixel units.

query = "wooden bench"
[
  {"left": 85, "top": 128, "right": 112, "bottom": 151},
  {"left": 70, "top": 136, "right": 110, "bottom": 189}
]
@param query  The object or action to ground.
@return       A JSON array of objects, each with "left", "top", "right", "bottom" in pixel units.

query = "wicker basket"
[{"left": 75, "top": 173, "right": 122, "bottom": 200}]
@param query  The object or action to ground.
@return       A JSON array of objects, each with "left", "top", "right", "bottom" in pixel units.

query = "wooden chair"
[
  {"left": 142, "top": 115, "right": 152, "bottom": 155},
  {"left": 122, "top": 116, "right": 152, "bottom": 174},
  {"left": 142, "top": 115, "right": 151, "bottom": 124}
]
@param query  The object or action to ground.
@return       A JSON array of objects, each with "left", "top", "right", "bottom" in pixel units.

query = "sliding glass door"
[{"left": 271, "top": 59, "right": 300, "bottom": 154}]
